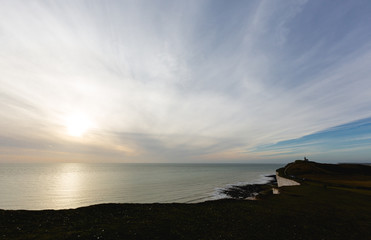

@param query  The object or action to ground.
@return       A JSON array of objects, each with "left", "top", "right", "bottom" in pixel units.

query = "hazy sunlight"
[{"left": 65, "top": 114, "right": 92, "bottom": 137}]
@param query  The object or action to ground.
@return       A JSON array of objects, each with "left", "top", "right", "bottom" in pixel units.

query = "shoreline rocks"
[{"left": 221, "top": 175, "right": 277, "bottom": 199}]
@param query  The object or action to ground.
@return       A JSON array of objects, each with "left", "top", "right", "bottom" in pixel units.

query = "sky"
[{"left": 1, "top": 0, "right": 371, "bottom": 163}]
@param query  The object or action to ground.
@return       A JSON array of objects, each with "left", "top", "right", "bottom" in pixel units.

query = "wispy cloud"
[
  {"left": 0, "top": 0, "right": 371, "bottom": 162},
  {"left": 254, "top": 117, "right": 371, "bottom": 162}
]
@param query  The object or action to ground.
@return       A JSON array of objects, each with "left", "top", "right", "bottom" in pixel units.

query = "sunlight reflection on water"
[
  {"left": 53, "top": 164, "right": 83, "bottom": 208},
  {"left": 0, "top": 163, "right": 280, "bottom": 210}
]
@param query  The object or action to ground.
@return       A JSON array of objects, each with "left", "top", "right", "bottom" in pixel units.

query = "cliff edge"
[{"left": 276, "top": 160, "right": 371, "bottom": 189}]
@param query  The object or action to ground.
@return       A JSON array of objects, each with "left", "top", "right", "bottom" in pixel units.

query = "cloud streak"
[
  {"left": 254, "top": 117, "right": 371, "bottom": 162},
  {"left": 1, "top": 0, "right": 371, "bottom": 162}
]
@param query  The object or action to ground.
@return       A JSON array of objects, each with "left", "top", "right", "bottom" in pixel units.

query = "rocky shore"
[{"left": 221, "top": 175, "right": 277, "bottom": 199}]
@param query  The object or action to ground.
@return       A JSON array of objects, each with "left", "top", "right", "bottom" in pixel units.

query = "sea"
[{"left": 0, "top": 163, "right": 282, "bottom": 210}]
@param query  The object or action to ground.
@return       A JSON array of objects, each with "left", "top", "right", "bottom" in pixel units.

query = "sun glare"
[{"left": 65, "top": 114, "right": 92, "bottom": 137}]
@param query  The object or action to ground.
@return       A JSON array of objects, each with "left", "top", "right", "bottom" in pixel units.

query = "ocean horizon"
[{"left": 0, "top": 163, "right": 282, "bottom": 210}]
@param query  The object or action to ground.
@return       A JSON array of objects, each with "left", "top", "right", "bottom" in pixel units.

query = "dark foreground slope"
[{"left": 1, "top": 162, "right": 371, "bottom": 240}]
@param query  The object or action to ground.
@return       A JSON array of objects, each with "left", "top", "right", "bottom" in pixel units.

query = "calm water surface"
[{"left": 0, "top": 163, "right": 282, "bottom": 210}]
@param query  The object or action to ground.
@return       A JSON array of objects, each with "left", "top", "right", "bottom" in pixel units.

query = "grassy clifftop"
[{"left": 277, "top": 160, "right": 371, "bottom": 188}]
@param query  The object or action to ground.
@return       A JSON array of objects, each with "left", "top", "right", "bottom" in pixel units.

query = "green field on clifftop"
[{"left": 278, "top": 160, "right": 371, "bottom": 189}]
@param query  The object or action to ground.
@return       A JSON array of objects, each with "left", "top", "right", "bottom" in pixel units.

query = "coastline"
[
  {"left": 218, "top": 174, "right": 277, "bottom": 200},
  {"left": 1, "top": 161, "right": 371, "bottom": 239},
  {"left": 1, "top": 182, "right": 370, "bottom": 240},
  {"left": 0, "top": 163, "right": 281, "bottom": 210}
]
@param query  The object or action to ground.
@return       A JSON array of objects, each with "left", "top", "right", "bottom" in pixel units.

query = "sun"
[{"left": 65, "top": 114, "right": 92, "bottom": 137}]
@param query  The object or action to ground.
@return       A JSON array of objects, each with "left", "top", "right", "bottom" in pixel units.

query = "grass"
[{"left": 278, "top": 160, "right": 371, "bottom": 188}]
